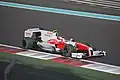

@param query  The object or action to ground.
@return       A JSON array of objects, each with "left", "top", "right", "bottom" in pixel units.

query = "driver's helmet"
[
  {"left": 52, "top": 29, "right": 58, "bottom": 33},
  {"left": 52, "top": 29, "right": 58, "bottom": 36},
  {"left": 70, "top": 38, "right": 75, "bottom": 42}
]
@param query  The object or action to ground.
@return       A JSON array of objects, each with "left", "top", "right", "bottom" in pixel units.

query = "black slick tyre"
[
  {"left": 62, "top": 44, "right": 74, "bottom": 57},
  {"left": 22, "top": 38, "right": 34, "bottom": 49}
]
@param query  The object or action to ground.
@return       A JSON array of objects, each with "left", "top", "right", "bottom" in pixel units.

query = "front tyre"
[{"left": 62, "top": 44, "right": 74, "bottom": 57}]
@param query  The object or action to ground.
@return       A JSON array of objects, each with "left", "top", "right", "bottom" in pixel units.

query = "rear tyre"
[
  {"left": 62, "top": 44, "right": 74, "bottom": 57},
  {"left": 22, "top": 38, "right": 34, "bottom": 49}
]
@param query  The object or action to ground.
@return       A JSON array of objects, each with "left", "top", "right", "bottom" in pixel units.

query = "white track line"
[
  {"left": 16, "top": 51, "right": 62, "bottom": 60},
  {"left": 81, "top": 59, "right": 120, "bottom": 68},
  {"left": 62, "top": 0, "right": 120, "bottom": 10},
  {"left": 0, "top": 44, "right": 61, "bottom": 57},
  {"left": 81, "top": 59, "right": 120, "bottom": 74},
  {"left": 0, "top": 44, "right": 62, "bottom": 60},
  {"left": 0, "top": 44, "right": 22, "bottom": 49}
]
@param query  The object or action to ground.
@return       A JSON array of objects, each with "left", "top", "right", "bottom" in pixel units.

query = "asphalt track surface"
[{"left": 0, "top": 5, "right": 120, "bottom": 67}]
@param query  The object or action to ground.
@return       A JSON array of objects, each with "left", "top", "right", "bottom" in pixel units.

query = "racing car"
[{"left": 22, "top": 28, "right": 106, "bottom": 59}]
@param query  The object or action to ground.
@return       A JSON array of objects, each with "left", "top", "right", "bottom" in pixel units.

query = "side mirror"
[{"left": 70, "top": 38, "right": 74, "bottom": 42}]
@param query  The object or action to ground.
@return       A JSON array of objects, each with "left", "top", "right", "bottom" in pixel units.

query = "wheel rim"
[{"left": 64, "top": 46, "right": 71, "bottom": 57}]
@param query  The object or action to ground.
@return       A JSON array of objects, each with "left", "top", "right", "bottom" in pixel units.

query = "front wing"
[{"left": 71, "top": 51, "right": 106, "bottom": 59}]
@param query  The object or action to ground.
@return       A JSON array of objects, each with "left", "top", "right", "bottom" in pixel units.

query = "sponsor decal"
[
  {"left": 47, "top": 31, "right": 53, "bottom": 34},
  {"left": 45, "top": 31, "right": 53, "bottom": 37},
  {"left": 26, "top": 32, "right": 31, "bottom": 36},
  {"left": 45, "top": 34, "right": 51, "bottom": 37}
]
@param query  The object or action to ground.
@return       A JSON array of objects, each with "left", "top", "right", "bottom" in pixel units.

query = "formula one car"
[{"left": 22, "top": 28, "right": 106, "bottom": 59}]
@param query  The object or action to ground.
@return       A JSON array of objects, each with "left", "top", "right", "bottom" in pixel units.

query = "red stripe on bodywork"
[{"left": 52, "top": 57, "right": 92, "bottom": 67}]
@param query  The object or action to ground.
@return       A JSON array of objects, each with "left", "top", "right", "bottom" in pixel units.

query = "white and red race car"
[{"left": 22, "top": 28, "right": 106, "bottom": 59}]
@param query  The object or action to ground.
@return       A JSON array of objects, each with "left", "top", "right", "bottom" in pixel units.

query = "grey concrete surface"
[
  {"left": 0, "top": 6, "right": 120, "bottom": 66},
  {"left": 0, "top": 61, "right": 9, "bottom": 80},
  {"left": 1, "top": 0, "right": 120, "bottom": 15}
]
